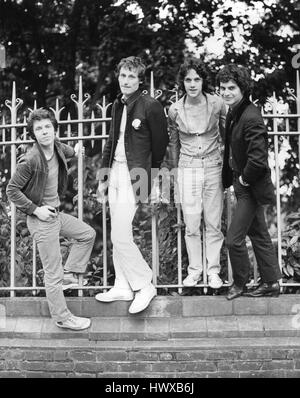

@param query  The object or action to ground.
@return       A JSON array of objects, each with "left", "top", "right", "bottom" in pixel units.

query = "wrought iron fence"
[{"left": 1, "top": 71, "right": 300, "bottom": 297}]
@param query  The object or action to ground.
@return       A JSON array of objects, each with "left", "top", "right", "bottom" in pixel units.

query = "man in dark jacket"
[
  {"left": 216, "top": 64, "right": 281, "bottom": 300},
  {"left": 7, "top": 108, "right": 96, "bottom": 329},
  {"left": 95, "top": 56, "right": 169, "bottom": 313}
]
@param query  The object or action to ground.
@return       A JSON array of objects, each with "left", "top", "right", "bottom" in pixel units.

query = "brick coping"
[
  {"left": 1, "top": 315, "right": 300, "bottom": 341},
  {"left": 0, "top": 295, "right": 299, "bottom": 318},
  {"left": 1, "top": 336, "right": 300, "bottom": 349}
]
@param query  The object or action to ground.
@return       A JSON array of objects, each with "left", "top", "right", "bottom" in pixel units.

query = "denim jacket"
[
  {"left": 167, "top": 93, "right": 226, "bottom": 169},
  {"left": 6, "top": 139, "right": 75, "bottom": 215}
]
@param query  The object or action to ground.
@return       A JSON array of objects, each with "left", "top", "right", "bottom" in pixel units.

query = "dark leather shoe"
[
  {"left": 226, "top": 284, "right": 245, "bottom": 300},
  {"left": 244, "top": 281, "right": 280, "bottom": 297}
]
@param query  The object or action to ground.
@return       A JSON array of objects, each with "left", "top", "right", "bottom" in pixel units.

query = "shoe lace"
[{"left": 67, "top": 315, "right": 81, "bottom": 325}]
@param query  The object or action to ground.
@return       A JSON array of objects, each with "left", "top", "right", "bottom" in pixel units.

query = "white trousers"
[{"left": 108, "top": 161, "right": 153, "bottom": 291}]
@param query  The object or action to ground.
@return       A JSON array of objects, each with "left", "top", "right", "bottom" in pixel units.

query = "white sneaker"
[
  {"left": 208, "top": 273, "right": 223, "bottom": 289},
  {"left": 62, "top": 272, "right": 88, "bottom": 291},
  {"left": 183, "top": 274, "right": 201, "bottom": 287},
  {"left": 95, "top": 287, "right": 134, "bottom": 302},
  {"left": 128, "top": 283, "right": 157, "bottom": 314},
  {"left": 56, "top": 315, "right": 91, "bottom": 331},
  {"left": 62, "top": 272, "right": 79, "bottom": 291}
]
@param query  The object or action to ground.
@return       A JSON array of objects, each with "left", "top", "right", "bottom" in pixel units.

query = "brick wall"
[{"left": 1, "top": 345, "right": 300, "bottom": 378}]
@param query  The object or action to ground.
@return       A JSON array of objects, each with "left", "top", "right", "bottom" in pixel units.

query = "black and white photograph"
[{"left": 0, "top": 0, "right": 300, "bottom": 383}]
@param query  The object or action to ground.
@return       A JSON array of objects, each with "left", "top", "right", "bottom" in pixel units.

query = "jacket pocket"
[{"left": 251, "top": 170, "right": 275, "bottom": 205}]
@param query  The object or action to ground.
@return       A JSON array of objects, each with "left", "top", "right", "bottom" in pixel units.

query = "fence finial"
[
  {"left": 296, "top": 70, "right": 300, "bottom": 114},
  {"left": 150, "top": 71, "right": 154, "bottom": 98}
]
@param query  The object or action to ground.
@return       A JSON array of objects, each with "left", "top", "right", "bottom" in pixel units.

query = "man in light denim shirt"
[{"left": 168, "top": 58, "right": 226, "bottom": 289}]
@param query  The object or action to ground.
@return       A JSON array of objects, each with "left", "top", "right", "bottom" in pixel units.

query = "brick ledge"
[{"left": 0, "top": 294, "right": 298, "bottom": 317}]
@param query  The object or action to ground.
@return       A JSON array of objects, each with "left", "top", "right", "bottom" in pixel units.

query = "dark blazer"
[
  {"left": 94, "top": 89, "right": 169, "bottom": 202},
  {"left": 222, "top": 98, "right": 275, "bottom": 205}
]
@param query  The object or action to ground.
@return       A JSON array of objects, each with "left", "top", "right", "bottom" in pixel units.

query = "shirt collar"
[{"left": 118, "top": 89, "right": 142, "bottom": 106}]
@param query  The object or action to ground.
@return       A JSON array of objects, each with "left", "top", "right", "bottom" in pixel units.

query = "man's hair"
[
  {"left": 178, "top": 57, "right": 213, "bottom": 94},
  {"left": 27, "top": 108, "right": 58, "bottom": 140},
  {"left": 216, "top": 64, "right": 252, "bottom": 98},
  {"left": 115, "top": 56, "right": 146, "bottom": 81}
]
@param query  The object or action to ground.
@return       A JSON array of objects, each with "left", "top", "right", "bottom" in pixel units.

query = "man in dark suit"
[
  {"left": 94, "top": 56, "right": 169, "bottom": 313},
  {"left": 216, "top": 64, "right": 281, "bottom": 300}
]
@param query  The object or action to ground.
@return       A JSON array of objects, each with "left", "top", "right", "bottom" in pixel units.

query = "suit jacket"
[
  {"left": 95, "top": 89, "right": 169, "bottom": 202},
  {"left": 222, "top": 97, "right": 275, "bottom": 205}
]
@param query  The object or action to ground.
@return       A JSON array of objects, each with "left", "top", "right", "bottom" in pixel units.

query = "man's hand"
[
  {"left": 96, "top": 181, "right": 107, "bottom": 203},
  {"left": 74, "top": 143, "right": 85, "bottom": 158},
  {"left": 33, "top": 205, "right": 57, "bottom": 221}
]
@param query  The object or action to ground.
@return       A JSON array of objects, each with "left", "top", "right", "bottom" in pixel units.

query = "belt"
[
  {"left": 182, "top": 151, "right": 219, "bottom": 160},
  {"left": 182, "top": 148, "right": 220, "bottom": 159}
]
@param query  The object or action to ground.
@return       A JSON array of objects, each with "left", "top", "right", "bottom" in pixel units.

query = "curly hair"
[
  {"left": 115, "top": 56, "right": 146, "bottom": 81},
  {"left": 177, "top": 58, "right": 213, "bottom": 94},
  {"left": 216, "top": 64, "right": 252, "bottom": 98},
  {"left": 27, "top": 108, "right": 58, "bottom": 140}
]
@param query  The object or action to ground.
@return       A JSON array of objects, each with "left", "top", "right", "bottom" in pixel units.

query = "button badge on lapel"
[{"left": 132, "top": 119, "right": 141, "bottom": 130}]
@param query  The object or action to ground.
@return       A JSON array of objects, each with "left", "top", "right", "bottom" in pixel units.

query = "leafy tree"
[{"left": 187, "top": 0, "right": 300, "bottom": 211}]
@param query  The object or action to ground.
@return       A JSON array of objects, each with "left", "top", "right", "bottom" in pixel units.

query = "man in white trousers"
[{"left": 95, "top": 56, "right": 169, "bottom": 314}]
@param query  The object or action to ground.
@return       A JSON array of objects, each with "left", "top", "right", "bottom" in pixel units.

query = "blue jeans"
[
  {"left": 178, "top": 151, "right": 224, "bottom": 277},
  {"left": 27, "top": 213, "right": 96, "bottom": 322}
]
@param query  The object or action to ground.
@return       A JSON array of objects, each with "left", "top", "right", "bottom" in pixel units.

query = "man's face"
[
  {"left": 219, "top": 79, "right": 243, "bottom": 108},
  {"left": 184, "top": 68, "right": 203, "bottom": 99},
  {"left": 118, "top": 66, "right": 140, "bottom": 99},
  {"left": 33, "top": 118, "right": 55, "bottom": 148}
]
